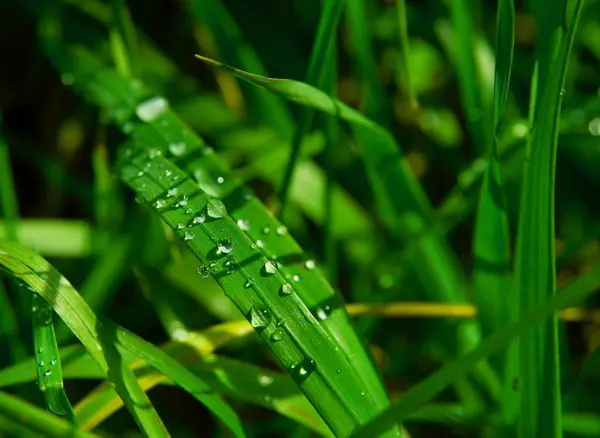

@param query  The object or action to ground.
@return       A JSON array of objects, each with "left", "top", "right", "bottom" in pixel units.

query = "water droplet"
[
  {"left": 223, "top": 256, "right": 237, "bottom": 275},
  {"left": 256, "top": 240, "right": 265, "bottom": 248},
  {"left": 262, "top": 226, "right": 271, "bottom": 235},
  {"left": 292, "top": 275, "right": 301, "bottom": 282},
  {"left": 197, "top": 264, "right": 211, "bottom": 278},
  {"left": 167, "top": 188, "right": 178, "bottom": 197},
  {"left": 237, "top": 219, "right": 250, "bottom": 231},
  {"left": 315, "top": 305, "right": 332, "bottom": 321},
  {"left": 206, "top": 199, "right": 227, "bottom": 218},
  {"left": 305, "top": 260, "right": 316, "bottom": 270},
  {"left": 360, "top": 390, "right": 366, "bottom": 396},
  {"left": 336, "top": 369, "right": 341, "bottom": 374},
  {"left": 149, "top": 149, "right": 162, "bottom": 159},
  {"left": 280, "top": 283, "right": 293, "bottom": 296},
  {"left": 289, "top": 358, "right": 316, "bottom": 383},
  {"left": 177, "top": 195, "right": 189, "bottom": 207},
  {"left": 271, "top": 328, "right": 284, "bottom": 342},
  {"left": 155, "top": 199, "right": 166, "bottom": 209},
  {"left": 560, "top": 88, "right": 566, "bottom": 96},
  {"left": 249, "top": 305, "right": 272, "bottom": 331},
  {"left": 51, "top": 360, "right": 57, "bottom": 366},
  {"left": 177, "top": 222, "right": 185, "bottom": 229},
  {"left": 217, "top": 238, "right": 234, "bottom": 254},
  {"left": 38, "top": 347, "right": 45, "bottom": 354},
  {"left": 263, "top": 261, "right": 278, "bottom": 275},
  {"left": 244, "top": 277, "right": 255, "bottom": 288},
  {"left": 38, "top": 360, "right": 45, "bottom": 367},
  {"left": 276, "top": 225, "right": 287, "bottom": 236},
  {"left": 589, "top": 118, "right": 600, "bottom": 136},
  {"left": 192, "top": 213, "right": 206, "bottom": 224},
  {"left": 122, "top": 122, "right": 133, "bottom": 133},
  {"left": 184, "top": 231, "right": 195, "bottom": 241},
  {"left": 44, "top": 370, "right": 53, "bottom": 377},
  {"left": 161, "top": 169, "right": 172, "bottom": 179},
  {"left": 217, "top": 176, "right": 224, "bottom": 184},
  {"left": 258, "top": 375, "right": 274, "bottom": 386},
  {"left": 136, "top": 97, "right": 169, "bottom": 122},
  {"left": 169, "top": 142, "right": 186, "bottom": 156}
]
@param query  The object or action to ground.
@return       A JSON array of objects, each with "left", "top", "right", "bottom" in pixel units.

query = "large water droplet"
[
  {"left": 136, "top": 97, "right": 169, "bottom": 122},
  {"left": 263, "top": 261, "right": 278, "bottom": 276},
  {"left": 271, "top": 328, "right": 284, "bottom": 342},
  {"left": 217, "top": 238, "right": 234, "bottom": 254},
  {"left": 280, "top": 283, "right": 293, "bottom": 296},
  {"left": 249, "top": 305, "right": 272, "bottom": 331},
  {"left": 289, "top": 358, "right": 316, "bottom": 383},
  {"left": 589, "top": 118, "right": 600, "bottom": 136},
  {"left": 184, "top": 231, "right": 195, "bottom": 241},
  {"left": 237, "top": 219, "right": 250, "bottom": 231},
  {"left": 169, "top": 142, "right": 186, "bottom": 156},
  {"left": 197, "top": 264, "right": 211, "bottom": 278},
  {"left": 206, "top": 199, "right": 227, "bottom": 218}
]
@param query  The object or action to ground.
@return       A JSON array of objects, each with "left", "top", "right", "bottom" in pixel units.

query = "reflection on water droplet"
[
  {"left": 271, "top": 328, "right": 284, "bottom": 342},
  {"left": 136, "top": 97, "right": 169, "bottom": 122},
  {"left": 249, "top": 305, "right": 272, "bottom": 331},
  {"left": 263, "top": 261, "right": 277, "bottom": 275},
  {"left": 169, "top": 142, "right": 186, "bottom": 156},
  {"left": 197, "top": 264, "right": 211, "bottom": 278},
  {"left": 276, "top": 225, "right": 287, "bottom": 236},
  {"left": 206, "top": 199, "right": 227, "bottom": 218},
  {"left": 237, "top": 219, "right": 250, "bottom": 231},
  {"left": 280, "top": 283, "right": 293, "bottom": 296},
  {"left": 217, "top": 238, "right": 234, "bottom": 254},
  {"left": 305, "top": 260, "right": 316, "bottom": 270},
  {"left": 184, "top": 231, "right": 195, "bottom": 241}
]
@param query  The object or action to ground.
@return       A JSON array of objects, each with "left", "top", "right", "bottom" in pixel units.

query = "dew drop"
[
  {"left": 197, "top": 264, "right": 211, "bottom": 278},
  {"left": 276, "top": 225, "right": 287, "bottom": 236},
  {"left": 289, "top": 358, "right": 316, "bottom": 383},
  {"left": 38, "top": 360, "right": 45, "bottom": 367},
  {"left": 177, "top": 222, "right": 185, "bottom": 229},
  {"left": 51, "top": 359, "right": 57, "bottom": 366},
  {"left": 161, "top": 169, "right": 172, "bottom": 179},
  {"left": 136, "top": 97, "right": 169, "bottom": 122},
  {"left": 37, "top": 347, "right": 45, "bottom": 354},
  {"left": 217, "top": 238, "right": 234, "bottom": 254},
  {"left": 336, "top": 369, "right": 342, "bottom": 374},
  {"left": 292, "top": 275, "right": 301, "bottom": 282},
  {"left": 206, "top": 199, "right": 227, "bottom": 218},
  {"left": 249, "top": 305, "right": 272, "bottom": 331},
  {"left": 223, "top": 256, "right": 237, "bottom": 275},
  {"left": 305, "top": 260, "right": 316, "bottom": 270},
  {"left": 315, "top": 305, "right": 332, "bottom": 321},
  {"left": 244, "top": 277, "right": 255, "bottom": 288},
  {"left": 167, "top": 188, "right": 178, "bottom": 197},
  {"left": 271, "top": 328, "right": 284, "bottom": 342},
  {"left": 169, "top": 142, "right": 187, "bottom": 156},
  {"left": 44, "top": 370, "right": 53, "bottom": 377},
  {"left": 256, "top": 240, "right": 265, "bottom": 248},
  {"left": 263, "top": 261, "right": 278, "bottom": 275},
  {"left": 258, "top": 375, "right": 274, "bottom": 386},
  {"left": 184, "top": 231, "right": 195, "bottom": 241},
  {"left": 280, "top": 283, "right": 293, "bottom": 296},
  {"left": 149, "top": 149, "right": 162, "bottom": 159},
  {"left": 237, "top": 219, "right": 250, "bottom": 231},
  {"left": 177, "top": 195, "right": 189, "bottom": 207},
  {"left": 192, "top": 213, "right": 206, "bottom": 224},
  {"left": 217, "top": 176, "right": 224, "bottom": 184},
  {"left": 262, "top": 226, "right": 271, "bottom": 235},
  {"left": 360, "top": 390, "right": 366, "bottom": 396},
  {"left": 155, "top": 199, "right": 166, "bottom": 209}
]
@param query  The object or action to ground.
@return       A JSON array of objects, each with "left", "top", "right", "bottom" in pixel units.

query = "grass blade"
[
  {"left": 514, "top": 1, "right": 584, "bottom": 436},
  {"left": 352, "top": 264, "right": 600, "bottom": 438},
  {"left": 395, "top": 0, "right": 418, "bottom": 110}
]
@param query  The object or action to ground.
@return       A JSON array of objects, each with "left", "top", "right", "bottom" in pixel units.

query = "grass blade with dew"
[
  {"left": 0, "top": 241, "right": 245, "bottom": 438},
  {"left": 37, "top": 17, "right": 392, "bottom": 427},
  {"left": 118, "top": 146, "right": 397, "bottom": 436},
  {"left": 514, "top": 1, "right": 584, "bottom": 436},
  {"left": 352, "top": 263, "right": 600, "bottom": 438},
  {"left": 194, "top": 54, "right": 501, "bottom": 399},
  {"left": 0, "top": 391, "right": 98, "bottom": 438},
  {"left": 278, "top": 0, "right": 345, "bottom": 215},
  {"left": 32, "top": 293, "right": 76, "bottom": 423}
]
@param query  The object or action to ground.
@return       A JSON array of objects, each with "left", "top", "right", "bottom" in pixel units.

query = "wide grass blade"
[
  {"left": 0, "top": 241, "right": 245, "bottom": 437},
  {"left": 514, "top": 1, "right": 584, "bottom": 436},
  {"left": 352, "top": 264, "right": 600, "bottom": 437}
]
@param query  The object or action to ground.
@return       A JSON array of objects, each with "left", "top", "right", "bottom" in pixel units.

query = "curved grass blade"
[
  {"left": 32, "top": 293, "right": 76, "bottom": 423},
  {"left": 351, "top": 264, "right": 600, "bottom": 438},
  {"left": 278, "top": 0, "right": 345, "bottom": 214},
  {"left": 0, "top": 241, "right": 245, "bottom": 438},
  {"left": 118, "top": 147, "right": 394, "bottom": 436},
  {"left": 0, "top": 391, "right": 98, "bottom": 438},
  {"left": 514, "top": 2, "right": 584, "bottom": 436}
]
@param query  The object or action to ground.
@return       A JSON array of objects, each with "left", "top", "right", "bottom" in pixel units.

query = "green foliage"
[{"left": 1, "top": 0, "right": 599, "bottom": 437}]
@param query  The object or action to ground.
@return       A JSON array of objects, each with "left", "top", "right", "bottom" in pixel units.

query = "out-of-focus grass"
[{"left": 0, "top": 0, "right": 599, "bottom": 436}]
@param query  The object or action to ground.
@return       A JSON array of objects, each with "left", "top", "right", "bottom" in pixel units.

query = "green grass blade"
[
  {"left": 0, "top": 241, "right": 244, "bottom": 437},
  {"left": 493, "top": 0, "right": 515, "bottom": 130},
  {"left": 0, "top": 127, "right": 19, "bottom": 242},
  {"left": 32, "top": 293, "right": 76, "bottom": 423},
  {"left": 351, "top": 264, "right": 600, "bottom": 438},
  {"left": 108, "top": 0, "right": 137, "bottom": 77},
  {"left": 118, "top": 147, "right": 393, "bottom": 436},
  {"left": 0, "top": 391, "right": 98, "bottom": 438},
  {"left": 278, "top": 0, "right": 345, "bottom": 214},
  {"left": 514, "top": 1, "right": 584, "bottom": 436},
  {"left": 395, "top": 0, "right": 417, "bottom": 110}
]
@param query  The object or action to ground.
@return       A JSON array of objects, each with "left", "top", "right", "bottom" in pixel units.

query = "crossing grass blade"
[
  {"left": 32, "top": 293, "right": 76, "bottom": 424},
  {"left": 514, "top": 1, "right": 584, "bottom": 436},
  {"left": 278, "top": 0, "right": 345, "bottom": 214},
  {"left": 118, "top": 147, "right": 397, "bottom": 437},
  {"left": 0, "top": 241, "right": 245, "bottom": 438},
  {"left": 351, "top": 264, "right": 600, "bottom": 438},
  {"left": 0, "top": 391, "right": 99, "bottom": 438}
]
